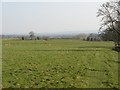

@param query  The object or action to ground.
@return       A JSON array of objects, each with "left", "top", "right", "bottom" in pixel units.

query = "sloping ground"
[{"left": 2, "top": 39, "right": 119, "bottom": 88}]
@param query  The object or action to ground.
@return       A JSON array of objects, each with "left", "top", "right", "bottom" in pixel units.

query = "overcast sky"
[{"left": 1, "top": 0, "right": 109, "bottom": 35}]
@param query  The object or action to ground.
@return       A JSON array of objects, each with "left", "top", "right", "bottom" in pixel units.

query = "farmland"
[{"left": 2, "top": 39, "right": 119, "bottom": 88}]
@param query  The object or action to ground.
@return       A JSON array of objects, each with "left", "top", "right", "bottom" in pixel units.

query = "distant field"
[{"left": 2, "top": 39, "right": 119, "bottom": 88}]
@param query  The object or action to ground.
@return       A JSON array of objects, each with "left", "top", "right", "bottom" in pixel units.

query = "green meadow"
[{"left": 2, "top": 39, "right": 119, "bottom": 88}]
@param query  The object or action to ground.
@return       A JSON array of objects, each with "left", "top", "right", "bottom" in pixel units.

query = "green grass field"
[{"left": 2, "top": 39, "right": 119, "bottom": 88}]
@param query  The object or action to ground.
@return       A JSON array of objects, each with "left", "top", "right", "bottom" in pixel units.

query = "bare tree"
[
  {"left": 97, "top": 0, "right": 120, "bottom": 47},
  {"left": 29, "top": 31, "right": 35, "bottom": 40}
]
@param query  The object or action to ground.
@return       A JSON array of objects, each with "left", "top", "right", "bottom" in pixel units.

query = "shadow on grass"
[
  {"left": 33, "top": 49, "right": 111, "bottom": 52},
  {"left": 32, "top": 46, "right": 112, "bottom": 52},
  {"left": 112, "top": 60, "right": 120, "bottom": 63},
  {"left": 78, "top": 46, "right": 112, "bottom": 49}
]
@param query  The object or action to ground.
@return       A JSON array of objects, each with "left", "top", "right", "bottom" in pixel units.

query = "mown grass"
[{"left": 2, "top": 39, "right": 119, "bottom": 88}]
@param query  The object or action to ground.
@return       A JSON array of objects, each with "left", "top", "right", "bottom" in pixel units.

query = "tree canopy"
[{"left": 97, "top": 0, "right": 120, "bottom": 46}]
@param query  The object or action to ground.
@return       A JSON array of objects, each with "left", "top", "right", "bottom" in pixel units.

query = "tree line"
[
  {"left": 20, "top": 31, "right": 107, "bottom": 41},
  {"left": 2, "top": 31, "right": 117, "bottom": 42}
]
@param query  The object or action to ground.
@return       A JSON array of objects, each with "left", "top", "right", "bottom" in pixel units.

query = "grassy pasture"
[{"left": 2, "top": 39, "right": 119, "bottom": 88}]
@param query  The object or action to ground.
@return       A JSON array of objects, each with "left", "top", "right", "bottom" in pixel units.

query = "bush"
[{"left": 22, "top": 36, "right": 25, "bottom": 40}]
